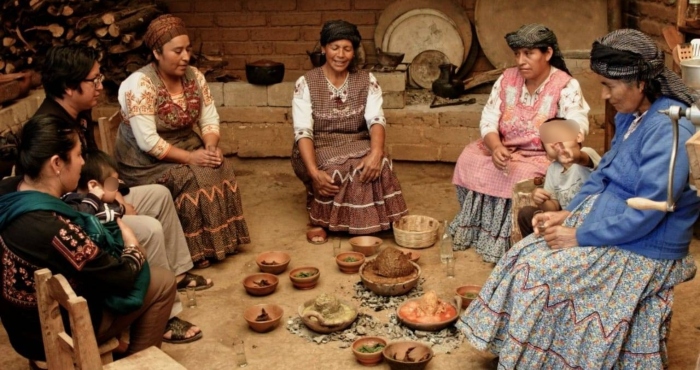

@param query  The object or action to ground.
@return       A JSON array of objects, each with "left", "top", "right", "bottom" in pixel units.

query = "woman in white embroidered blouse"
[
  {"left": 291, "top": 20, "right": 408, "bottom": 243},
  {"left": 449, "top": 24, "right": 590, "bottom": 263},
  {"left": 114, "top": 15, "right": 250, "bottom": 269}
]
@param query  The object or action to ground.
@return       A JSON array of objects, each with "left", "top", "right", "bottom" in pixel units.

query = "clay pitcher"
[{"left": 432, "top": 64, "right": 465, "bottom": 99}]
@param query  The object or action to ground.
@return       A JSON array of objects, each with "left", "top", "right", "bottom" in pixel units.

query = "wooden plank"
[{"left": 103, "top": 346, "right": 187, "bottom": 370}]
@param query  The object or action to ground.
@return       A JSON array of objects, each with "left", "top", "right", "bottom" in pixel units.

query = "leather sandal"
[
  {"left": 193, "top": 259, "right": 210, "bottom": 269},
  {"left": 306, "top": 227, "right": 328, "bottom": 245},
  {"left": 176, "top": 272, "right": 213, "bottom": 292},
  {"left": 162, "top": 317, "right": 203, "bottom": 344}
]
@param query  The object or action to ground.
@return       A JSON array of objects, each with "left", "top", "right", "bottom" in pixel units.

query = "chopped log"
[
  {"left": 95, "top": 26, "right": 109, "bottom": 38},
  {"left": 62, "top": 5, "right": 73, "bottom": 16},
  {"left": 107, "top": 6, "right": 158, "bottom": 37},
  {"left": 3, "top": 37, "right": 16, "bottom": 47},
  {"left": 26, "top": 24, "right": 64, "bottom": 38},
  {"left": 47, "top": 4, "right": 60, "bottom": 16},
  {"left": 65, "top": 28, "right": 75, "bottom": 40},
  {"left": 463, "top": 68, "right": 504, "bottom": 91},
  {"left": 108, "top": 39, "right": 143, "bottom": 54},
  {"left": 86, "top": 38, "right": 99, "bottom": 49},
  {"left": 121, "top": 32, "right": 134, "bottom": 44},
  {"left": 0, "top": 59, "right": 5, "bottom": 71},
  {"left": 74, "top": 32, "right": 92, "bottom": 43},
  {"left": 110, "top": 4, "right": 156, "bottom": 22},
  {"left": 15, "top": 27, "right": 36, "bottom": 53}
]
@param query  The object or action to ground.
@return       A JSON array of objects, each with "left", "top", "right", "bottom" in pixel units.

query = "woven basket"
[{"left": 392, "top": 215, "right": 439, "bottom": 249}]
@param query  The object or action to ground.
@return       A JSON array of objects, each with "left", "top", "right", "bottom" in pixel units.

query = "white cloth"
[
  {"left": 479, "top": 67, "right": 590, "bottom": 137},
  {"left": 292, "top": 72, "right": 386, "bottom": 142},
  {"left": 118, "top": 67, "right": 220, "bottom": 159},
  {"left": 543, "top": 147, "right": 601, "bottom": 209}
]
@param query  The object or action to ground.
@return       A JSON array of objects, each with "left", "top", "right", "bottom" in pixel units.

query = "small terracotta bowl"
[
  {"left": 455, "top": 285, "right": 482, "bottom": 309},
  {"left": 255, "top": 251, "right": 291, "bottom": 275},
  {"left": 383, "top": 341, "right": 433, "bottom": 370},
  {"left": 336, "top": 252, "right": 365, "bottom": 274},
  {"left": 396, "top": 248, "right": 421, "bottom": 263},
  {"left": 351, "top": 336, "right": 387, "bottom": 366},
  {"left": 242, "top": 273, "right": 279, "bottom": 296},
  {"left": 289, "top": 266, "right": 320, "bottom": 289},
  {"left": 243, "top": 303, "right": 284, "bottom": 333},
  {"left": 349, "top": 236, "right": 383, "bottom": 256}
]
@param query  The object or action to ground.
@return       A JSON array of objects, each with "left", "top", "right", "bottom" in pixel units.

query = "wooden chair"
[
  {"left": 510, "top": 178, "right": 541, "bottom": 244},
  {"left": 34, "top": 268, "right": 186, "bottom": 370},
  {"left": 97, "top": 111, "right": 121, "bottom": 157}
]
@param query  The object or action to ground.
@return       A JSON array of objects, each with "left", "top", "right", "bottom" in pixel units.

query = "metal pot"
[
  {"left": 306, "top": 51, "right": 325, "bottom": 68},
  {"left": 681, "top": 59, "right": 700, "bottom": 92},
  {"left": 245, "top": 59, "right": 285, "bottom": 85}
]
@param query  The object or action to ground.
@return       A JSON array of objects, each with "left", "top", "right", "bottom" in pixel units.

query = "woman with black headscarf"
[
  {"left": 450, "top": 24, "right": 590, "bottom": 262},
  {"left": 457, "top": 29, "right": 699, "bottom": 368},
  {"left": 291, "top": 20, "right": 408, "bottom": 242}
]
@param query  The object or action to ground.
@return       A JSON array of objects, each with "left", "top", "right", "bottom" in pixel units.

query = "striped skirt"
[{"left": 457, "top": 195, "right": 697, "bottom": 369}]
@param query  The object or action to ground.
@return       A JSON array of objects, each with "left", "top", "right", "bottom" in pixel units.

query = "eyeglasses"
[{"left": 83, "top": 74, "right": 105, "bottom": 88}]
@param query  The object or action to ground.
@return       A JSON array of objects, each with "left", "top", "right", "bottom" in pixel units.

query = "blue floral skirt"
[
  {"left": 448, "top": 186, "right": 512, "bottom": 263},
  {"left": 457, "top": 195, "right": 697, "bottom": 369}
]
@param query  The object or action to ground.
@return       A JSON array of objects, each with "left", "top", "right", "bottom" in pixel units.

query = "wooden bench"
[{"left": 34, "top": 268, "right": 186, "bottom": 370}]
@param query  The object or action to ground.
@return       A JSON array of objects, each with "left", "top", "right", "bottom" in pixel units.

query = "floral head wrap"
[{"left": 144, "top": 14, "right": 188, "bottom": 51}]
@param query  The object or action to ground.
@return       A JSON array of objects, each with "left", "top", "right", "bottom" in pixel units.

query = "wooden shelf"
[{"left": 679, "top": 26, "right": 700, "bottom": 37}]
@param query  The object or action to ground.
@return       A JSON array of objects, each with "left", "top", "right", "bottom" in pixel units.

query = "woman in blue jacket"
[{"left": 457, "top": 29, "right": 699, "bottom": 369}]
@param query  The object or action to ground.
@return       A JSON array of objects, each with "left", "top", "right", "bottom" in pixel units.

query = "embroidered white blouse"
[
  {"left": 292, "top": 72, "right": 386, "bottom": 142},
  {"left": 479, "top": 66, "right": 590, "bottom": 138},
  {"left": 118, "top": 67, "right": 220, "bottom": 159}
]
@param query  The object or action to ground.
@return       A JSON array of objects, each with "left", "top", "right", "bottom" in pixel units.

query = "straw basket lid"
[{"left": 392, "top": 215, "right": 439, "bottom": 249}]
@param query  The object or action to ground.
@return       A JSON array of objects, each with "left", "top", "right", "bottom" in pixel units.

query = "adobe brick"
[
  {"left": 385, "top": 126, "right": 423, "bottom": 145},
  {"left": 638, "top": 19, "right": 662, "bottom": 37},
  {"left": 195, "top": 0, "right": 242, "bottom": 12},
  {"left": 389, "top": 144, "right": 440, "bottom": 161},
  {"left": 424, "top": 127, "right": 478, "bottom": 146},
  {"left": 321, "top": 11, "right": 377, "bottom": 25},
  {"left": 162, "top": 0, "right": 191, "bottom": 12},
  {"left": 251, "top": 27, "right": 300, "bottom": 41},
  {"left": 178, "top": 14, "right": 215, "bottom": 28},
  {"left": 217, "top": 123, "right": 239, "bottom": 156},
  {"left": 374, "top": 71, "right": 406, "bottom": 92},
  {"left": 284, "top": 70, "right": 306, "bottom": 82},
  {"left": 267, "top": 82, "right": 295, "bottom": 107},
  {"left": 382, "top": 92, "right": 405, "bottom": 109},
  {"left": 199, "top": 28, "right": 249, "bottom": 42},
  {"left": 224, "top": 42, "right": 273, "bottom": 55},
  {"left": 356, "top": 26, "right": 376, "bottom": 40},
  {"left": 218, "top": 106, "right": 290, "bottom": 123},
  {"left": 384, "top": 108, "right": 439, "bottom": 127},
  {"left": 216, "top": 12, "right": 267, "bottom": 27},
  {"left": 440, "top": 145, "right": 467, "bottom": 163},
  {"left": 270, "top": 12, "right": 321, "bottom": 26},
  {"left": 247, "top": 0, "right": 297, "bottom": 11},
  {"left": 275, "top": 41, "right": 317, "bottom": 55},
  {"left": 223, "top": 83, "right": 268, "bottom": 107},
  {"left": 200, "top": 41, "right": 224, "bottom": 54},
  {"left": 438, "top": 106, "right": 484, "bottom": 128},
  {"left": 208, "top": 82, "right": 224, "bottom": 107},
  {"left": 353, "top": 0, "right": 393, "bottom": 10},
  {"left": 301, "top": 27, "right": 322, "bottom": 41},
  {"left": 298, "top": 0, "right": 350, "bottom": 11},
  {"left": 234, "top": 125, "right": 293, "bottom": 157}
]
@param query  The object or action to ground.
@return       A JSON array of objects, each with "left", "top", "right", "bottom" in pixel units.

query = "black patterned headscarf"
[
  {"left": 320, "top": 20, "right": 361, "bottom": 48},
  {"left": 505, "top": 23, "right": 570, "bottom": 75},
  {"left": 590, "top": 29, "right": 694, "bottom": 106}
]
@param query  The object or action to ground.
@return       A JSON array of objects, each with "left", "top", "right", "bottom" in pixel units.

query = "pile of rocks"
[{"left": 352, "top": 279, "right": 425, "bottom": 311}]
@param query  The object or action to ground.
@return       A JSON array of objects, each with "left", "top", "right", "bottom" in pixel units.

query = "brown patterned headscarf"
[{"left": 144, "top": 14, "right": 188, "bottom": 51}]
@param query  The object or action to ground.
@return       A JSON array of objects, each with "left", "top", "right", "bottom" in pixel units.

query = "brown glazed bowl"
[
  {"left": 243, "top": 303, "right": 284, "bottom": 333},
  {"left": 336, "top": 252, "right": 365, "bottom": 274},
  {"left": 289, "top": 266, "right": 320, "bottom": 289},
  {"left": 383, "top": 341, "right": 434, "bottom": 370},
  {"left": 255, "top": 251, "right": 291, "bottom": 275},
  {"left": 349, "top": 236, "right": 383, "bottom": 256},
  {"left": 351, "top": 336, "right": 387, "bottom": 366},
  {"left": 245, "top": 59, "right": 284, "bottom": 85},
  {"left": 242, "top": 273, "right": 279, "bottom": 296},
  {"left": 455, "top": 285, "right": 482, "bottom": 309}
]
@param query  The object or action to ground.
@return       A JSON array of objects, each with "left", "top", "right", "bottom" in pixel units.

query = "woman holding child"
[
  {"left": 458, "top": 29, "right": 699, "bottom": 369},
  {"left": 449, "top": 24, "right": 590, "bottom": 262}
]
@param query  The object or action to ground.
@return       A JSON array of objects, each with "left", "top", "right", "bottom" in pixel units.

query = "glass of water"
[
  {"left": 185, "top": 286, "right": 197, "bottom": 308},
  {"left": 232, "top": 337, "right": 247, "bottom": 367}
]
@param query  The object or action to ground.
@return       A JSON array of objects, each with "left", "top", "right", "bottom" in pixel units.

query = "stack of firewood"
[{"left": 0, "top": 0, "right": 160, "bottom": 92}]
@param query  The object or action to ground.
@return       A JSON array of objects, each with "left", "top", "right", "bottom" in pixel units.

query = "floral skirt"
[
  {"left": 448, "top": 186, "right": 512, "bottom": 263},
  {"left": 457, "top": 195, "right": 697, "bottom": 369}
]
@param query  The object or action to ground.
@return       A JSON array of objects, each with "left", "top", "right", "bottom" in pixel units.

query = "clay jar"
[{"left": 431, "top": 63, "right": 464, "bottom": 99}]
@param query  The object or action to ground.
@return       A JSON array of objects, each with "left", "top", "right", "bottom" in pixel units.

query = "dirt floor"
[{"left": 1, "top": 158, "right": 699, "bottom": 369}]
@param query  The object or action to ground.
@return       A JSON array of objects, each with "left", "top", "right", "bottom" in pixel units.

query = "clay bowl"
[
  {"left": 359, "top": 261, "right": 421, "bottom": 296},
  {"left": 351, "top": 336, "right": 387, "bottom": 366},
  {"left": 243, "top": 303, "right": 284, "bottom": 333},
  {"left": 377, "top": 48, "right": 405, "bottom": 68},
  {"left": 396, "top": 296, "right": 461, "bottom": 331},
  {"left": 455, "top": 285, "right": 482, "bottom": 309},
  {"left": 383, "top": 341, "right": 433, "bottom": 370},
  {"left": 289, "top": 266, "right": 320, "bottom": 289},
  {"left": 255, "top": 251, "right": 291, "bottom": 275},
  {"left": 297, "top": 298, "right": 358, "bottom": 333},
  {"left": 396, "top": 248, "right": 421, "bottom": 263},
  {"left": 349, "top": 236, "right": 383, "bottom": 257},
  {"left": 336, "top": 252, "right": 365, "bottom": 274},
  {"left": 242, "top": 273, "right": 279, "bottom": 296}
]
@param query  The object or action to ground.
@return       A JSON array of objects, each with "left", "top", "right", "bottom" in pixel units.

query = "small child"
[
  {"left": 517, "top": 118, "right": 601, "bottom": 237},
  {"left": 62, "top": 149, "right": 125, "bottom": 223}
]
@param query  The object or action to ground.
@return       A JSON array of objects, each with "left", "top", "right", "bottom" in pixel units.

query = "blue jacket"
[{"left": 566, "top": 96, "right": 700, "bottom": 260}]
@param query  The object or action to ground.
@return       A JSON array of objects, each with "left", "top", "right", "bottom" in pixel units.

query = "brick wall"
[
  {"left": 160, "top": 0, "right": 490, "bottom": 82},
  {"left": 623, "top": 0, "right": 678, "bottom": 53}
]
